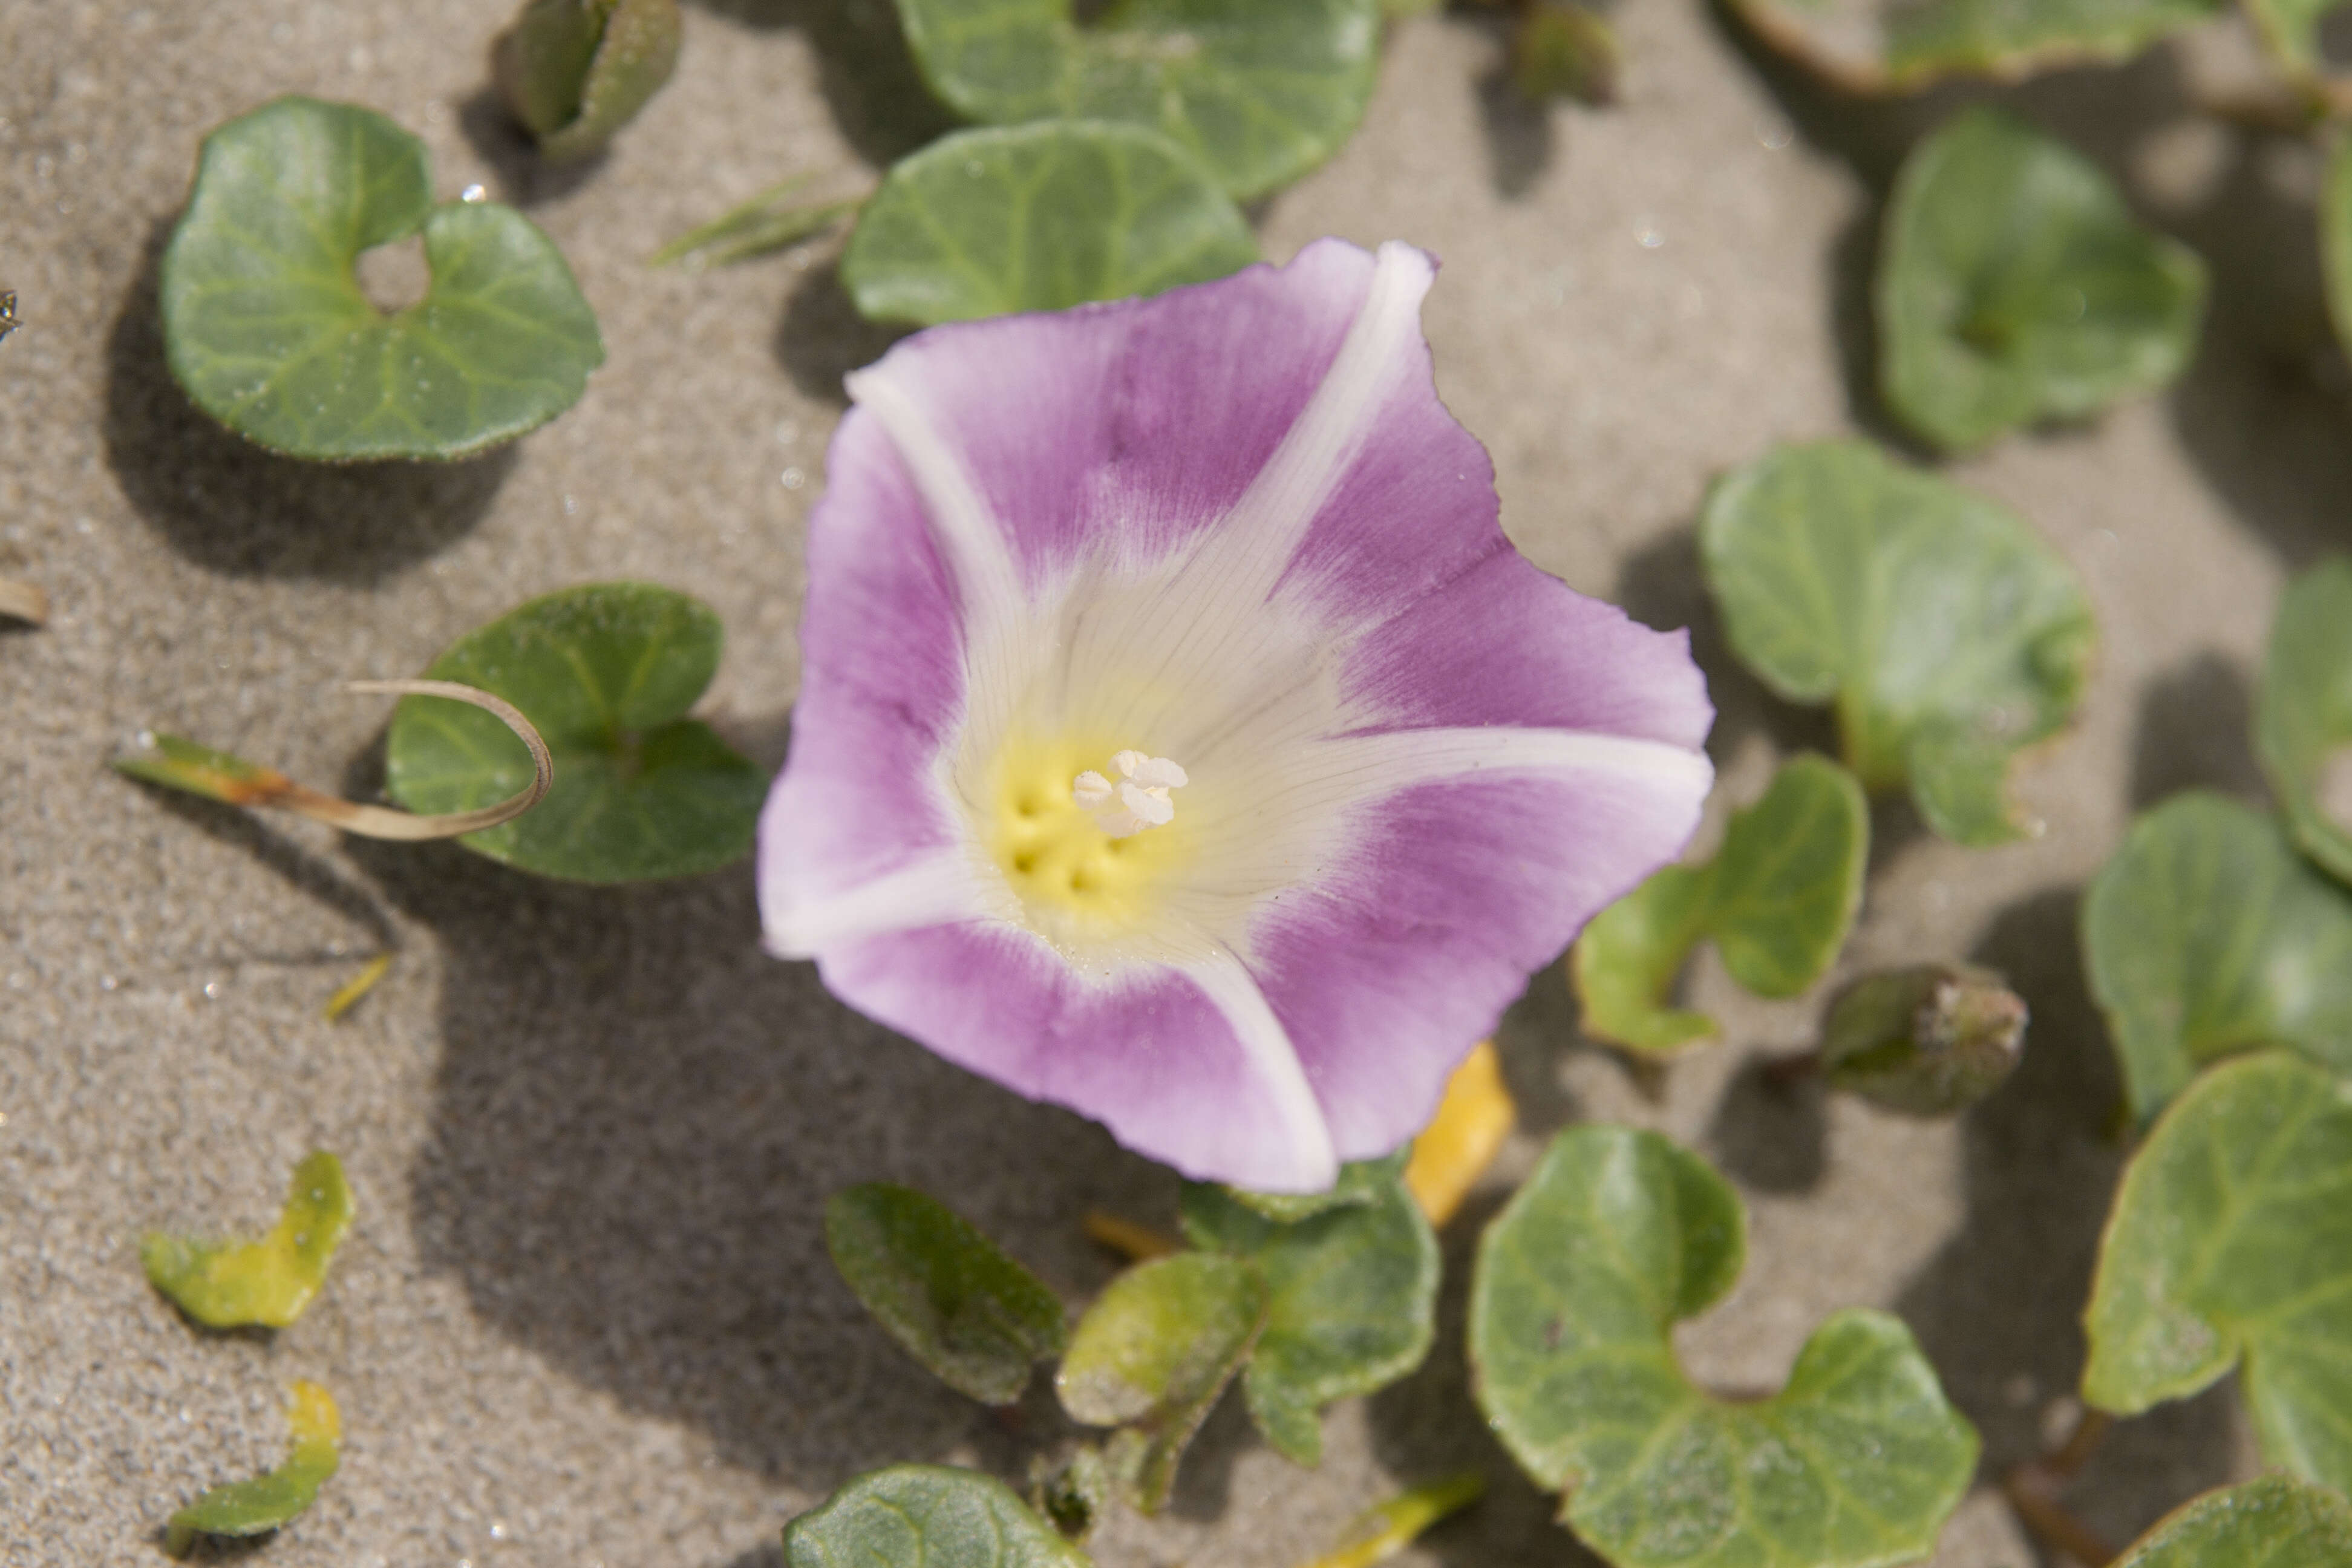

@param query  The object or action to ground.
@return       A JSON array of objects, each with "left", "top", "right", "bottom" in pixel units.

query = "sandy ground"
[{"left": 6, "top": 1, "right": 2339, "bottom": 1564}]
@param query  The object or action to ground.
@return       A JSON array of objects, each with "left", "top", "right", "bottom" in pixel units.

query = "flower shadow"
[
  {"left": 337, "top": 779, "right": 1180, "bottom": 1491},
  {"left": 101, "top": 218, "right": 514, "bottom": 584},
  {"left": 1892, "top": 885, "right": 2239, "bottom": 1553}
]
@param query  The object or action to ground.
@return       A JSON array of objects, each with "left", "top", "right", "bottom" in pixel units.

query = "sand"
[{"left": 5, "top": 1, "right": 2333, "bottom": 1563}]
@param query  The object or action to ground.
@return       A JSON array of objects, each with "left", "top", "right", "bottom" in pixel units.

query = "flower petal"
[
  {"left": 815, "top": 924, "right": 1338, "bottom": 1191},
  {"left": 1253, "top": 763, "right": 1712, "bottom": 1158},
  {"left": 757, "top": 409, "right": 972, "bottom": 932},
  {"left": 836, "top": 238, "right": 1399, "bottom": 590}
]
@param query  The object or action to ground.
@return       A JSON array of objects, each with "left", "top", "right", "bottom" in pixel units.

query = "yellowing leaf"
[
  {"left": 1299, "top": 1472, "right": 1485, "bottom": 1568},
  {"left": 165, "top": 1380, "right": 341, "bottom": 1556},
  {"left": 1404, "top": 1042, "right": 1515, "bottom": 1226},
  {"left": 143, "top": 1151, "right": 354, "bottom": 1329}
]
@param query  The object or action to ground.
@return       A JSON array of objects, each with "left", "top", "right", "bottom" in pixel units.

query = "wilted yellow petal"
[{"left": 1404, "top": 1041, "right": 1515, "bottom": 1226}]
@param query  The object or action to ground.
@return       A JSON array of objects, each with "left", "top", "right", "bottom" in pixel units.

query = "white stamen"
[{"left": 1074, "top": 751, "right": 1188, "bottom": 838}]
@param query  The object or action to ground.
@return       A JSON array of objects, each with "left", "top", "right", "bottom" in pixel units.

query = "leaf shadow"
[
  {"left": 1365, "top": 1187, "right": 1608, "bottom": 1568},
  {"left": 2129, "top": 650, "right": 2267, "bottom": 811},
  {"left": 1892, "top": 886, "right": 2238, "bottom": 1553},
  {"left": 329, "top": 737, "right": 1183, "bottom": 1491},
  {"left": 454, "top": 86, "right": 612, "bottom": 209},
  {"left": 775, "top": 257, "right": 909, "bottom": 405},
  {"left": 1705, "top": 1053, "right": 1828, "bottom": 1195},
  {"left": 683, "top": 0, "right": 958, "bottom": 168},
  {"left": 114, "top": 783, "right": 400, "bottom": 958},
  {"left": 102, "top": 218, "right": 514, "bottom": 584}
]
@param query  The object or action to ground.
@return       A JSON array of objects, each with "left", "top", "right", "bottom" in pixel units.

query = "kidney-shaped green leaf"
[
  {"left": 1728, "top": 0, "right": 2224, "bottom": 93},
  {"left": 2084, "top": 1050, "right": 2352, "bottom": 1497},
  {"left": 842, "top": 122, "right": 1259, "bottom": 327},
  {"left": 1572, "top": 754, "right": 1868, "bottom": 1054},
  {"left": 890, "top": 0, "right": 1379, "bottom": 200},
  {"left": 1701, "top": 441, "right": 2094, "bottom": 846},
  {"left": 2082, "top": 792, "right": 2352, "bottom": 1122},
  {"left": 785, "top": 1466, "right": 1090, "bottom": 1568},
  {"left": 385, "top": 583, "right": 764, "bottom": 883},
  {"left": 2257, "top": 558, "right": 2352, "bottom": 887},
  {"left": 161, "top": 96, "right": 603, "bottom": 461},
  {"left": 2115, "top": 1475, "right": 2352, "bottom": 1568},
  {"left": 1470, "top": 1126, "right": 1978, "bottom": 1568},
  {"left": 1056, "top": 1252, "right": 1267, "bottom": 1512},
  {"left": 825, "top": 1183, "right": 1067, "bottom": 1406},
  {"left": 165, "top": 1381, "right": 341, "bottom": 1556},
  {"left": 142, "top": 1151, "right": 354, "bottom": 1330},
  {"left": 1180, "top": 1166, "right": 1439, "bottom": 1467},
  {"left": 1878, "top": 107, "right": 2206, "bottom": 454}
]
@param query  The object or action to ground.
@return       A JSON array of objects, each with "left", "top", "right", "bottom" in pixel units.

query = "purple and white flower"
[{"left": 760, "top": 240, "right": 1713, "bottom": 1192}]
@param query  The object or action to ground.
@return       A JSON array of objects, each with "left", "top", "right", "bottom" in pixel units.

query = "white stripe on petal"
[
  {"left": 1213, "top": 241, "right": 1437, "bottom": 599},
  {"left": 763, "top": 851, "right": 989, "bottom": 958},
  {"left": 844, "top": 367, "right": 1026, "bottom": 639},
  {"left": 1181, "top": 948, "right": 1338, "bottom": 1191},
  {"left": 1307, "top": 726, "right": 1715, "bottom": 800}
]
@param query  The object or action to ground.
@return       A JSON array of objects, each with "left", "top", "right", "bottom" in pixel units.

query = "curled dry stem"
[
  {"left": 1082, "top": 1210, "right": 1182, "bottom": 1263},
  {"left": 0, "top": 576, "right": 49, "bottom": 625},
  {"left": 116, "top": 679, "right": 552, "bottom": 841},
  {"left": 2002, "top": 1407, "right": 2116, "bottom": 1566}
]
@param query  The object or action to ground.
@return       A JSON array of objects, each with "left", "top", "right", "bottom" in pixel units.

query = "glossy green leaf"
[
  {"left": 890, "top": 0, "right": 1379, "bottom": 200},
  {"left": 1818, "top": 964, "right": 2027, "bottom": 1117},
  {"left": 1878, "top": 107, "right": 2206, "bottom": 453},
  {"left": 841, "top": 122, "right": 1259, "bottom": 327},
  {"left": 824, "top": 1183, "right": 1067, "bottom": 1405},
  {"left": 785, "top": 1466, "right": 1090, "bottom": 1568},
  {"left": 161, "top": 96, "right": 603, "bottom": 460},
  {"left": 1726, "top": 0, "right": 2224, "bottom": 94},
  {"left": 492, "top": 0, "right": 681, "bottom": 162},
  {"left": 1470, "top": 1126, "right": 1978, "bottom": 1568},
  {"left": 1180, "top": 1166, "right": 1439, "bottom": 1466},
  {"left": 1700, "top": 440, "right": 2095, "bottom": 845},
  {"left": 2083, "top": 1050, "right": 2352, "bottom": 1495},
  {"left": 142, "top": 1151, "right": 353, "bottom": 1330},
  {"left": 385, "top": 583, "right": 765, "bottom": 883},
  {"left": 2257, "top": 559, "right": 2352, "bottom": 886},
  {"left": 2114, "top": 1475, "right": 2352, "bottom": 1568},
  {"left": 1056, "top": 1252, "right": 1267, "bottom": 1512},
  {"left": 1221, "top": 1149, "right": 1411, "bottom": 1225},
  {"left": 165, "top": 1381, "right": 341, "bottom": 1556},
  {"left": 1572, "top": 754, "right": 1868, "bottom": 1053},
  {"left": 2081, "top": 792, "right": 2352, "bottom": 1122}
]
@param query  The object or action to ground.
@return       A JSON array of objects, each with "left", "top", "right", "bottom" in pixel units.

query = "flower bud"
[
  {"left": 1820, "top": 964, "right": 2027, "bottom": 1116},
  {"left": 492, "top": 0, "right": 681, "bottom": 163},
  {"left": 1511, "top": 1, "right": 1622, "bottom": 106}
]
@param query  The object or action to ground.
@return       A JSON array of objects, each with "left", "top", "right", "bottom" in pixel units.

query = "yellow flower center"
[{"left": 987, "top": 733, "right": 1190, "bottom": 933}]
